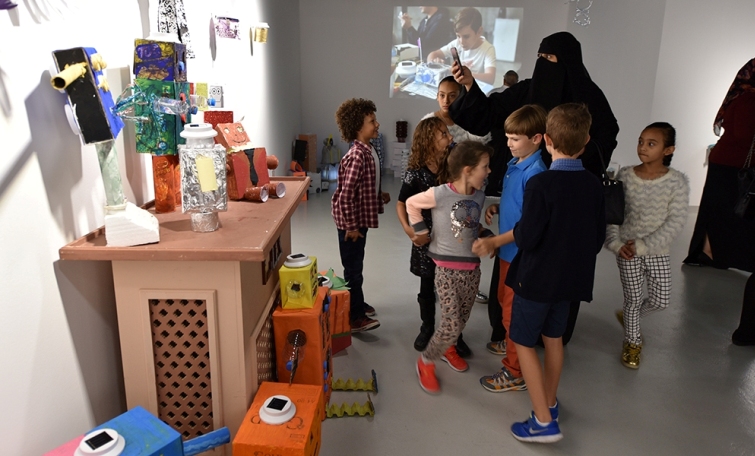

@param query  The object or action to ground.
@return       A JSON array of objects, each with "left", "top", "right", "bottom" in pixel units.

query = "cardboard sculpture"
[
  {"left": 226, "top": 151, "right": 253, "bottom": 200},
  {"left": 52, "top": 47, "right": 124, "bottom": 144},
  {"left": 318, "top": 270, "right": 351, "bottom": 354},
  {"left": 216, "top": 122, "right": 283, "bottom": 202},
  {"left": 203, "top": 110, "right": 233, "bottom": 129},
  {"left": 44, "top": 406, "right": 230, "bottom": 456},
  {"left": 132, "top": 78, "right": 190, "bottom": 155},
  {"left": 273, "top": 286, "right": 332, "bottom": 420},
  {"left": 233, "top": 382, "right": 323, "bottom": 456},
  {"left": 133, "top": 38, "right": 188, "bottom": 82},
  {"left": 179, "top": 123, "right": 228, "bottom": 232},
  {"left": 131, "top": 35, "right": 190, "bottom": 214},
  {"left": 51, "top": 47, "right": 159, "bottom": 247},
  {"left": 279, "top": 254, "right": 319, "bottom": 309}
]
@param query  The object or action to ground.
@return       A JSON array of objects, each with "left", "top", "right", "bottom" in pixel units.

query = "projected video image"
[{"left": 390, "top": 6, "right": 523, "bottom": 100}]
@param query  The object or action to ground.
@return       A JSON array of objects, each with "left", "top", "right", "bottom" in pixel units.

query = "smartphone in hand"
[{"left": 450, "top": 47, "right": 462, "bottom": 68}]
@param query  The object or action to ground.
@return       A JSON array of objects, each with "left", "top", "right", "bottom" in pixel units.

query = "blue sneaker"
[
  {"left": 511, "top": 412, "right": 563, "bottom": 443},
  {"left": 550, "top": 399, "right": 559, "bottom": 422}
]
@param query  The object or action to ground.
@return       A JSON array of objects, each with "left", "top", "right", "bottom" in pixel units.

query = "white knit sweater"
[{"left": 604, "top": 166, "right": 690, "bottom": 257}]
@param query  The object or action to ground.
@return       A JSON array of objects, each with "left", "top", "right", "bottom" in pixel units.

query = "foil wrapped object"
[{"left": 179, "top": 142, "right": 228, "bottom": 214}]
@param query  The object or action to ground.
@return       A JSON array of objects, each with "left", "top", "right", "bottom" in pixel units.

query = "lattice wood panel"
[
  {"left": 149, "top": 298, "right": 214, "bottom": 439},
  {"left": 256, "top": 312, "right": 276, "bottom": 384}
]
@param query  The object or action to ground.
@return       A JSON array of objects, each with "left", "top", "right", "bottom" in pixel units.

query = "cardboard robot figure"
[{"left": 51, "top": 47, "right": 159, "bottom": 247}]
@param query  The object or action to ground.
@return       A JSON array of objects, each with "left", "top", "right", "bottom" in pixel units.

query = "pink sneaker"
[
  {"left": 441, "top": 346, "right": 469, "bottom": 372},
  {"left": 416, "top": 357, "right": 440, "bottom": 394}
]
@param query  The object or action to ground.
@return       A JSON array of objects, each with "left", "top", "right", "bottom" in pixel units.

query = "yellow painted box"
[{"left": 279, "top": 257, "right": 319, "bottom": 309}]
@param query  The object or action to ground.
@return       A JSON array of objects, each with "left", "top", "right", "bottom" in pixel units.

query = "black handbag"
[
  {"left": 596, "top": 144, "right": 625, "bottom": 225},
  {"left": 734, "top": 133, "right": 755, "bottom": 220}
]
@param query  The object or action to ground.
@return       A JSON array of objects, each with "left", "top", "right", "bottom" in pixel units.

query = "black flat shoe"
[
  {"left": 455, "top": 335, "right": 472, "bottom": 358},
  {"left": 414, "top": 325, "right": 434, "bottom": 351},
  {"left": 683, "top": 252, "right": 713, "bottom": 266},
  {"left": 732, "top": 329, "right": 755, "bottom": 346}
]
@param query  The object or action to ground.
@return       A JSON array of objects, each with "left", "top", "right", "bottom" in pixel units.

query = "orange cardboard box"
[
  {"left": 327, "top": 288, "right": 351, "bottom": 354},
  {"left": 272, "top": 287, "right": 332, "bottom": 419},
  {"left": 233, "top": 381, "right": 323, "bottom": 456},
  {"left": 227, "top": 151, "right": 251, "bottom": 200}
]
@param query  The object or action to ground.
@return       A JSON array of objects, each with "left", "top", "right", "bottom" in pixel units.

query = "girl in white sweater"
[{"left": 604, "top": 122, "right": 689, "bottom": 369}]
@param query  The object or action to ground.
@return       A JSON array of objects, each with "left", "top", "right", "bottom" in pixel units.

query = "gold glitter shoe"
[{"left": 621, "top": 341, "right": 641, "bottom": 369}]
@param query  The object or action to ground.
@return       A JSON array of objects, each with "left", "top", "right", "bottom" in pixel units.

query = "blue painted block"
[{"left": 90, "top": 406, "right": 182, "bottom": 456}]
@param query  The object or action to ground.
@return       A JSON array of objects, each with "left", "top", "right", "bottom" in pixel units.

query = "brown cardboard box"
[{"left": 297, "top": 134, "right": 318, "bottom": 172}]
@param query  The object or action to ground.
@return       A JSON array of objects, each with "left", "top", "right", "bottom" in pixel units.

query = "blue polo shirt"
[{"left": 499, "top": 149, "right": 547, "bottom": 262}]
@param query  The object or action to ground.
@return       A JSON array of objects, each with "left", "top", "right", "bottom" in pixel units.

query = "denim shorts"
[{"left": 509, "top": 294, "right": 570, "bottom": 347}]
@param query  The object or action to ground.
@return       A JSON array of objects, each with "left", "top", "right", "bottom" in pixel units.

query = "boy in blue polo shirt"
[
  {"left": 506, "top": 103, "right": 606, "bottom": 443},
  {"left": 472, "top": 104, "right": 547, "bottom": 393}
]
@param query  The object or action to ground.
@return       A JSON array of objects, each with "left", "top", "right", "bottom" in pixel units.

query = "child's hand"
[
  {"left": 485, "top": 204, "right": 499, "bottom": 225},
  {"left": 345, "top": 230, "right": 365, "bottom": 242},
  {"left": 618, "top": 240, "right": 635, "bottom": 260},
  {"left": 382, "top": 192, "right": 391, "bottom": 204},
  {"left": 412, "top": 232, "right": 430, "bottom": 247},
  {"left": 472, "top": 238, "right": 496, "bottom": 258}
]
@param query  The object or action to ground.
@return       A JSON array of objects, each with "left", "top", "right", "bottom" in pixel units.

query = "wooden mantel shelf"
[{"left": 59, "top": 177, "right": 309, "bottom": 263}]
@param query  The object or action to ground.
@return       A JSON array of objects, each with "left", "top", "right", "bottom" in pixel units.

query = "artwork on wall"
[{"left": 157, "top": 0, "right": 195, "bottom": 58}]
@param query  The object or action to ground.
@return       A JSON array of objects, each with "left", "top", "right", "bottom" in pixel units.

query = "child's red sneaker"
[
  {"left": 441, "top": 346, "right": 469, "bottom": 372},
  {"left": 416, "top": 357, "right": 440, "bottom": 394}
]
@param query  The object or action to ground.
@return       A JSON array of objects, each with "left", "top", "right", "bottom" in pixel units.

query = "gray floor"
[{"left": 289, "top": 175, "right": 755, "bottom": 456}]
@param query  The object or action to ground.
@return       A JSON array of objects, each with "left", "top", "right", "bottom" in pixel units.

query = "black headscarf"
[{"left": 529, "top": 32, "right": 592, "bottom": 111}]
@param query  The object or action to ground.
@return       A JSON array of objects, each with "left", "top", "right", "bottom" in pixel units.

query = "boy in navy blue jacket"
[{"left": 506, "top": 103, "right": 606, "bottom": 443}]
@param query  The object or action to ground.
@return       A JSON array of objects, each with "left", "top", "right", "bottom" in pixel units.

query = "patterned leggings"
[
  {"left": 617, "top": 255, "right": 671, "bottom": 345},
  {"left": 423, "top": 266, "right": 481, "bottom": 361}
]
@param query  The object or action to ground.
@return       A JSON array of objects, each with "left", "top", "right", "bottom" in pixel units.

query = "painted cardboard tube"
[
  {"left": 244, "top": 186, "right": 269, "bottom": 202},
  {"left": 266, "top": 182, "right": 285, "bottom": 198},
  {"left": 51, "top": 62, "right": 87, "bottom": 90}
]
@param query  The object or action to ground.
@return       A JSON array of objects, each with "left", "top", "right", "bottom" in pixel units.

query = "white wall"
[
  {"left": 0, "top": 0, "right": 301, "bottom": 454},
  {"left": 652, "top": 0, "right": 755, "bottom": 204}
]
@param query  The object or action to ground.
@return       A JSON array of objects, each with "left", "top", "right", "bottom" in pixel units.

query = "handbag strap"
[{"left": 593, "top": 141, "right": 611, "bottom": 185}]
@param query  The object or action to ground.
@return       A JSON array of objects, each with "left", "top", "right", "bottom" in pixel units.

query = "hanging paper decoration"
[
  {"left": 567, "top": 0, "right": 593, "bottom": 27},
  {"left": 214, "top": 16, "right": 241, "bottom": 40},
  {"left": 157, "top": 0, "right": 195, "bottom": 58}
]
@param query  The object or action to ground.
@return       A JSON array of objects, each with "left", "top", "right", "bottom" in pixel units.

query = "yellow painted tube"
[{"left": 51, "top": 62, "right": 87, "bottom": 90}]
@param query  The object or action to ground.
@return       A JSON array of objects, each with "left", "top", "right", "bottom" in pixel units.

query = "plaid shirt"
[{"left": 331, "top": 140, "right": 384, "bottom": 230}]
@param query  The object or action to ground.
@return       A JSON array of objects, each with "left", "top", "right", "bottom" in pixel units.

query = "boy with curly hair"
[{"left": 332, "top": 98, "right": 391, "bottom": 332}]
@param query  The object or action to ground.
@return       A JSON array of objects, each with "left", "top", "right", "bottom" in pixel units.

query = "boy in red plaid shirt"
[{"left": 332, "top": 98, "right": 391, "bottom": 332}]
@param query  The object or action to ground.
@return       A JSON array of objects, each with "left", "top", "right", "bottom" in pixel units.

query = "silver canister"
[{"left": 179, "top": 123, "right": 228, "bottom": 232}]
